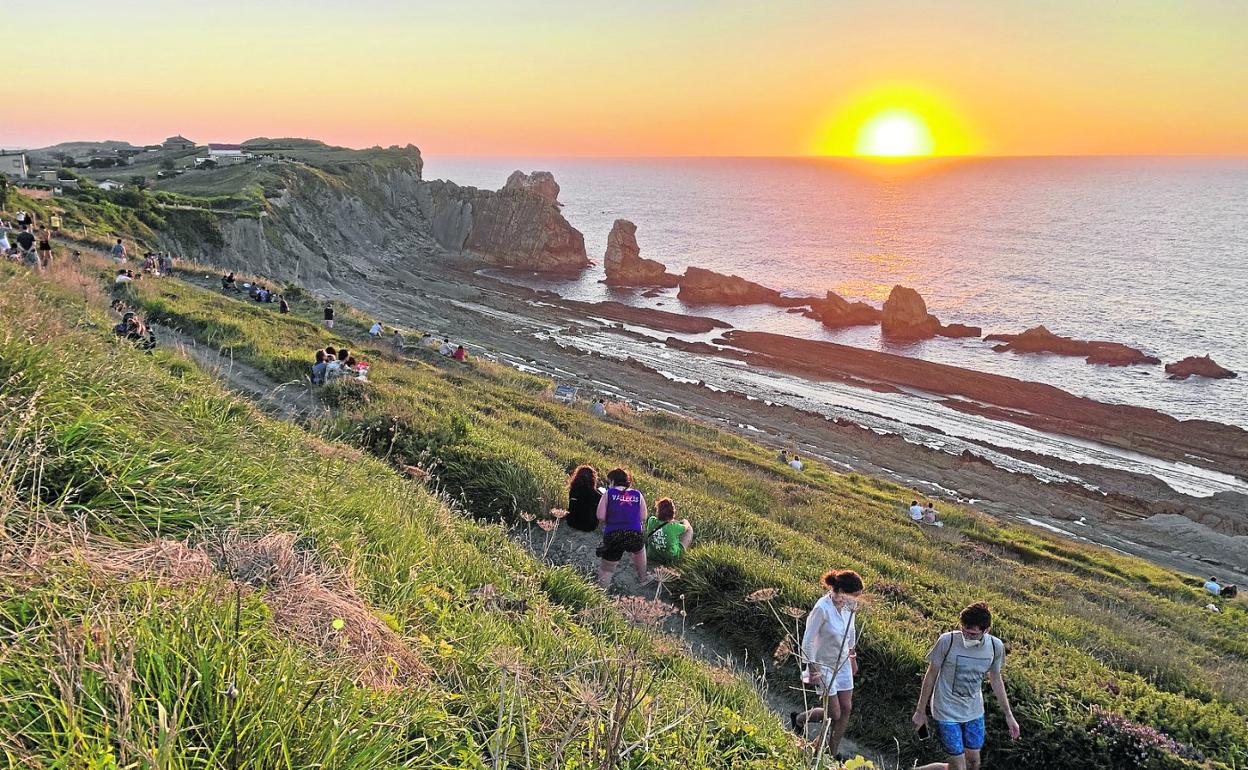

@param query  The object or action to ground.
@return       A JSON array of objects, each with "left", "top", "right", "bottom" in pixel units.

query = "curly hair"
[{"left": 821, "top": 569, "right": 864, "bottom": 594}]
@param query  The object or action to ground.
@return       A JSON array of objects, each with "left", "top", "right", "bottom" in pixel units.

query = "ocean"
[{"left": 423, "top": 156, "right": 1248, "bottom": 428}]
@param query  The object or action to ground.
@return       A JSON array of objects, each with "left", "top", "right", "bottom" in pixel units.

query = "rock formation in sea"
[
  {"left": 602, "top": 219, "right": 680, "bottom": 287},
  {"left": 938, "top": 323, "right": 983, "bottom": 339},
  {"left": 1164, "top": 355, "right": 1237, "bottom": 380},
  {"left": 503, "top": 170, "right": 560, "bottom": 204},
  {"left": 424, "top": 172, "right": 589, "bottom": 273},
  {"left": 677, "top": 267, "right": 807, "bottom": 307},
  {"left": 985, "top": 326, "right": 1161, "bottom": 366},
  {"left": 881, "top": 285, "right": 943, "bottom": 339},
  {"left": 805, "top": 291, "right": 882, "bottom": 328}
]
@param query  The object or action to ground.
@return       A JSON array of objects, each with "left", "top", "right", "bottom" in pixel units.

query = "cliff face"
[{"left": 154, "top": 145, "right": 587, "bottom": 286}]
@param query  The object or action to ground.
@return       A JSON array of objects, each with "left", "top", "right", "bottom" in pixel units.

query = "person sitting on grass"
[
  {"left": 221, "top": 272, "right": 237, "bottom": 291},
  {"left": 923, "top": 502, "right": 943, "bottom": 527},
  {"left": 594, "top": 467, "right": 651, "bottom": 588},
  {"left": 439, "top": 338, "right": 454, "bottom": 356},
  {"left": 1204, "top": 577, "right": 1222, "bottom": 596},
  {"left": 114, "top": 268, "right": 133, "bottom": 284},
  {"left": 311, "top": 350, "right": 328, "bottom": 385},
  {"left": 910, "top": 499, "right": 925, "bottom": 521},
  {"left": 369, "top": 321, "right": 383, "bottom": 337},
  {"left": 591, "top": 398, "right": 608, "bottom": 418},
  {"left": 565, "top": 464, "right": 602, "bottom": 533},
  {"left": 644, "top": 498, "right": 693, "bottom": 564},
  {"left": 791, "top": 569, "right": 864, "bottom": 760},
  {"left": 452, "top": 344, "right": 466, "bottom": 362},
  {"left": 912, "top": 602, "right": 1019, "bottom": 770},
  {"left": 777, "top": 449, "right": 788, "bottom": 464},
  {"left": 789, "top": 454, "right": 804, "bottom": 471}
]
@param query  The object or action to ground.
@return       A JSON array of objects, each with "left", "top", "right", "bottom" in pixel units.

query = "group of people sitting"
[
  {"left": 311, "top": 346, "right": 368, "bottom": 384},
  {"left": 909, "top": 499, "right": 943, "bottom": 527},
  {"left": 565, "top": 465, "right": 695, "bottom": 588},
  {"left": 415, "top": 331, "right": 467, "bottom": 361},
  {"left": 776, "top": 450, "right": 804, "bottom": 471},
  {"left": 219, "top": 273, "right": 290, "bottom": 312},
  {"left": 1204, "top": 576, "right": 1239, "bottom": 599},
  {"left": 110, "top": 308, "right": 156, "bottom": 351}
]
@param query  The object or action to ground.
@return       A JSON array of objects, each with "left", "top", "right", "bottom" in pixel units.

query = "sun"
[
  {"left": 856, "top": 110, "right": 934, "bottom": 157},
  {"left": 811, "top": 84, "right": 976, "bottom": 159}
]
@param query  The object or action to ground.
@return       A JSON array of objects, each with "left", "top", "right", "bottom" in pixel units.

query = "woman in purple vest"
[{"left": 594, "top": 467, "right": 652, "bottom": 588}]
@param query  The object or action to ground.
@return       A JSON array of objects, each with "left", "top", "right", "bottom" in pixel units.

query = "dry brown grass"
[{"left": 5, "top": 516, "right": 427, "bottom": 689}]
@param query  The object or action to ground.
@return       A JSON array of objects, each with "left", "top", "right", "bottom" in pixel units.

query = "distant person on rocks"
[
  {"left": 644, "top": 498, "right": 693, "bottom": 563},
  {"left": 323, "top": 303, "right": 335, "bottom": 329},
  {"left": 439, "top": 338, "right": 454, "bottom": 356},
  {"left": 912, "top": 602, "right": 1019, "bottom": 770},
  {"left": 595, "top": 467, "right": 651, "bottom": 588},
  {"left": 910, "top": 499, "right": 925, "bottom": 522},
  {"left": 279, "top": 296, "right": 289, "bottom": 314},
  {"left": 565, "top": 464, "right": 603, "bottom": 533},
  {"left": 311, "top": 350, "right": 328, "bottom": 385},
  {"left": 1204, "top": 577, "right": 1222, "bottom": 596},
  {"left": 789, "top": 455, "right": 804, "bottom": 471},
  {"left": 452, "top": 344, "right": 466, "bottom": 362},
  {"left": 591, "top": 399, "right": 608, "bottom": 418},
  {"left": 36, "top": 225, "right": 52, "bottom": 268},
  {"left": 111, "top": 238, "right": 126, "bottom": 262},
  {"left": 369, "top": 321, "right": 383, "bottom": 337},
  {"left": 791, "top": 569, "right": 864, "bottom": 758}
]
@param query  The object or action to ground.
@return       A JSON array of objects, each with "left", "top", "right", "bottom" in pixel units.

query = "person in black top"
[
  {"left": 565, "top": 464, "right": 603, "bottom": 532},
  {"left": 323, "top": 303, "right": 335, "bottom": 329},
  {"left": 278, "top": 296, "right": 289, "bottom": 314}
]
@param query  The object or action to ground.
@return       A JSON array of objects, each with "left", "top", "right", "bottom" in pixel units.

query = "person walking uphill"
[
  {"left": 913, "top": 602, "right": 1019, "bottom": 770},
  {"left": 594, "top": 468, "right": 651, "bottom": 588},
  {"left": 792, "top": 569, "right": 864, "bottom": 760}
]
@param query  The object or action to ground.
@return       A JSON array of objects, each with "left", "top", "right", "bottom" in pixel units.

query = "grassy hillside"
[
  {"left": 0, "top": 261, "right": 802, "bottom": 768},
  {"left": 111, "top": 267, "right": 1248, "bottom": 769}
]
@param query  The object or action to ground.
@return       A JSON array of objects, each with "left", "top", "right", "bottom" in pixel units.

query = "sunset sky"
[{"left": 9, "top": 0, "right": 1248, "bottom": 157}]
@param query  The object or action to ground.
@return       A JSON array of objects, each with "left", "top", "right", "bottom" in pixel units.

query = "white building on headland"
[
  {"left": 0, "top": 151, "right": 28, "bottom": 179},
  {"left": 195, "top": 143, "right": 253, "bottom": 166},
  {"left": 98, "top": 179, "right": 124, "bottom": 191}
]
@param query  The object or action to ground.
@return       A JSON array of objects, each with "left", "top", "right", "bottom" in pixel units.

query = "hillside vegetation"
[
  {"left": 0, "top": 261, "right": 802, "bottom": 768},
  {"left": 105, "top": 263, "right": 1248, "bottom": 769}
]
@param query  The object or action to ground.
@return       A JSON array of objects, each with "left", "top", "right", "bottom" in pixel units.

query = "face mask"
[{"left": 961, "top": 631, "right": 985, "bottom": 648}]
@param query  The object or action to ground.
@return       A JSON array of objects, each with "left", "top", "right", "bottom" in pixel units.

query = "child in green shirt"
[{"left": 645, "top": 498, "right": 694, "bottom": 563}]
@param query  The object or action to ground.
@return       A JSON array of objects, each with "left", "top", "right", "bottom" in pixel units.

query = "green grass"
[
  {"left": 0, "top": 262, "right": 801, "bottom": 769},
  {"left": 116, "top": 268, "right": 1248, "bottom": 770}
]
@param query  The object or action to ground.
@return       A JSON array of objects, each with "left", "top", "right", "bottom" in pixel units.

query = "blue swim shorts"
[{"left": 934, "top": 716, "right": 985, "bottom": 756}]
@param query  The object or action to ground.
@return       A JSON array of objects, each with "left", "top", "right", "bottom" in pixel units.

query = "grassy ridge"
[
  {"left": 123, "top": 271, "right": 1248, "bottom": 769},
  {"left": 0, "top": 262, "right": 801, "bottom": 768}
]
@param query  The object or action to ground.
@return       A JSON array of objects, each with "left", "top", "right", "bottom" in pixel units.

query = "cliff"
[{"left": 150, "top": 142, "right": 587, "bottom": 285}]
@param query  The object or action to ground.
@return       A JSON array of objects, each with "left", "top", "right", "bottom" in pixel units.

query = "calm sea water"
[{"left": 424, "top": 156, "right": 1248, "bottom": 427}]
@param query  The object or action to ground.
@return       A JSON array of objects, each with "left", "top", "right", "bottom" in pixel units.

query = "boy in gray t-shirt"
[{"left": 912, "top": 603, "right": 1020, "bottom": 770}]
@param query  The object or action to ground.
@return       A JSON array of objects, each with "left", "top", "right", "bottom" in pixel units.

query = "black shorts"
[{"left": 596, "top": 530, "right": 644, "bottom": 561}]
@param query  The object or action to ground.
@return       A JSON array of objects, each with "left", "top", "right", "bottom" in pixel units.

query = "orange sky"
[{"left": 7, "top": 1, "right": 1248, "bottom": 156}]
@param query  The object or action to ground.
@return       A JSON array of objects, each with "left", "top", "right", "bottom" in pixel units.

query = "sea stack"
[
  {"left": 1165, "top": 355, "right": 1237, "bottom": 380},
  {"left": 881, "top": 285, "right": 943, "bottom": 339},
  {"left": 602, "top": 219, "right": 680, "bottom": 287},
  {"left": 678, "top": 267, "right": 807, "bottom": 306}
]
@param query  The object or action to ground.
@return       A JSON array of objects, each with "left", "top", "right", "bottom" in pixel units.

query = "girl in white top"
[{"left": 792, "top": 569, "right": 864, "bottom": 757}]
